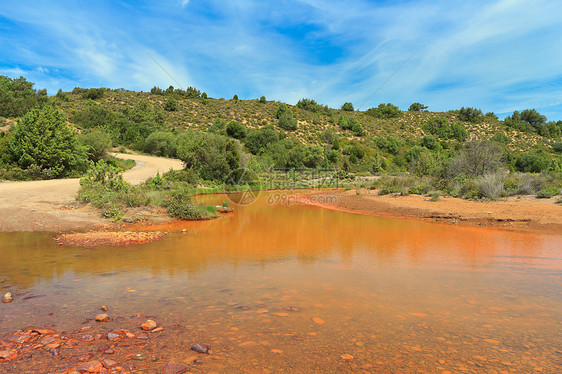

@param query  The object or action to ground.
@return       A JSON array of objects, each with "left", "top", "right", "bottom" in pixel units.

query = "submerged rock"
[
  {"left": 190, "top": 343, "right": 210, "bottom": 354},
  {"left": 2, "top": 292, "right": 12, "bottom": 303},
  {"left": 141, "top": 320, "right": 157, "bottom": 331},
  {"left": 95, "top": 313, "right": 110, "bottom": 322},
  {"left": 162, "top": 361, "right": 190, "bottom": 374}
]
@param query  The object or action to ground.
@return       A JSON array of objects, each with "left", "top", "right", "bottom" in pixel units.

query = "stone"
[
  {"left": 102, "top": 359, "right": 118, "bottom": 368},
  {"left": 107, "top": 332, "right": 121, "bottom": 341},
  {"left": 341, "top": 354, "right": 354, "bottom": 360},
  {"left": 312, "top": 317, "right": 325, "bottom": 324},
  {"left": 95, "top": 314, "right": 110, "bottom": 322},
  {"left": 100, "top": 306, "right": 108, "bottom": 312},
  {"left": 162, "top": 361, "right": 189, "bottom": 374},
  {"left": 191, "top": 343, "right": 210, "bottom": 354},
  {"left": 141, "top": 320, "right": 157, "bottom": 331},
  {"left": 75, "top": 360, "right": 103, "bottom": 373},
  {"left": 2, "top": 292, "right": 12, "bottom": 303},
  {"left": 0, "top": 350, "right": 17, "bottom": 361}
]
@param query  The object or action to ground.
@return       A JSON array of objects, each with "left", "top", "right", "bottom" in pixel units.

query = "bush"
[
  {"left": 553, "top": 143, "right": 562, "bottom": 153},
  {"left": 296, "top": 98, "right": 331, "bottom": 115},
  {"left": 166, "top": 191, "right": 217, "bottom": 220},
  {"left": 278, "top": 113, "right": 298, "bottom": 131},
  {"left": 226, "top": 121, "right": 247, "bottom": 139},
  {"left": 476, "top": 173, "right": 504, "bottom": 200},
  {"left": 144, "top": 131, "right": 178, "bottom": 157},
  {"left": 259, "top": 96, "right": 266, "bottom": 104},
  {"left": 79, "top": 128, "right": 112, "bottom": 162},
  {"left": 408, "top": 103, "right": 428, "bottom": 112},
  {"left": 164, "top": 97, "right": 178, "bottom": 111},
  {"left": 457, "top": 107, "right": 483, "bottom": 123},
  {"left": 366, "top": 103, "right": 402, "bottom": 119},
  {"left": 245, "top": 125, "right": 279, "bottom": 155},
  {"left": 83, "top": 88, "right": 105, "bottom": 100},
  {"left": 341, "top": 102, "right": 354, "bottom": 111},
  {"left": 536, "top": 187, "right": 560, "bottom": 198},
  {"left": 448, "top": 141, "right": 503, "bottom": 177},
  {"left": 0, "top": 75, "right": 41, "bottom": 117},
  {"left": 10, "top": 105, "right": 88, "bottom": 178},
  {"left": 232, "top": 94, "right": 239, "bottom": 101},
  {"left": 515, "top": 154, "right": 548, "bottom": 173},
  {"left": 491, "top": 133, "right": 509, "bottom": 144}
]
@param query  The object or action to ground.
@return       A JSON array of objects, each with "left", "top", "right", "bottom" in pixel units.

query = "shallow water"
[{"left": 1, "top": 191, "right": 561, "bottom": 372}]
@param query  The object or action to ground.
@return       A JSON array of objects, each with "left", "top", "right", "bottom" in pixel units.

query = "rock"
[
  {"left": 80, "top": 334, "right": 94, "bottom": 342},
  {"left": 75, "top": 360, "right": 103, "bottom": 373},
  {"left": 100, "top": 306, "right": 108, "bottom": 312},
  {"left": 341, "top": 354, "right": 354, "bottom": 360},
  {"left": 141, "top": 320, "right": 157, "bottom": 331},
  {"left": 2, "top": 292, "right": 12, "bottom": 303},
  {"left": 107, "top": 332, "right": 121, "bottom": 341},
  {"left": 191, "top": 343, "right": 210, "bottom": 354},
  {"left": 151, "top": 327, "right": 164, "bottom": 333},
  {"left": 102, "top": 359, "right": 118, "bottom": 368},
  {"left": 162, "top": 361, "right": 190, "bottom": 374},
  {"left": 0, "top": 350, "right": 17, "bottom": 361},
  {"left": 285, "top": 306, "right": 302, "bottom": 312},
  {"left": 104, "top": 349, "right": 115, "bottom": 355},
  {"left": 132, "top": 353, "right": 144, "bottom": 360},
  {"left": 312, "top": 317, "right": 325, "bottom": 324},
  {"left": 95, "top": 314, "right": 110, "bottom": 322}
]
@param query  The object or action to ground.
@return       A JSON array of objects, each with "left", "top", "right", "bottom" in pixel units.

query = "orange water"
[{"left": 1, "top": 191, "right": 561, "bottom": 372}]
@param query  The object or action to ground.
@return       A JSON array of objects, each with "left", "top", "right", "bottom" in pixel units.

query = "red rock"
[
  {"left": 95, "top": 314, "right": 110, "bottom": 322},
  {"left": 6, "top": 333, "right": 32, "bottom": 344},
  {"left": 151, "top": 327, "right": 164, "bottom": 333},
  {"left": 107, "top": 333, "right": 122, "bottom": 341},
  {"left": 40, "top": 335, "right": 58, "bottom": 345},
  {"left": 0, "top": 350, "right": 17, "bottom": 361},
  {"left": 35, "top": 329, "right": 56, "bottom": 335},
  {"left": 141, "top": 320, "right": 157, "bottom": 331},
  {"left": 75, "top": 360, "right": 103, "bottom": 372},
  {"left": 81, "top": 334, "right": 95, "bottom": 342},
  {"left": 66, "top": 338, "right": 79, "bottom": 348},
  {"left": 2, "top": 292, "right": 12, "bottom": 303},
  {"left": 100, "top": 306, "right": 108, "bottom": 312},
  {"left": 162, "top": 361, "right": 189, "bottom": 374},
  {"left": 102, "top": 359, "right": 118, "bottom": 368}
]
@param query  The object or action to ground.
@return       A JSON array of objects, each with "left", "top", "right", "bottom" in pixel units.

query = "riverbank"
[
  {"left": 0, "top": 153, "right": 183, "bottom": 232},
  {"left": 297, "top": 189, "right": 562, "bottom": 235}
]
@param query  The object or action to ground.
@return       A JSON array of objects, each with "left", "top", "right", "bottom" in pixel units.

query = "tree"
[
  {"left": 226, "top": 121, "right": 247, "bottom": 139},
  {"left": 366, "top": 103, "right": 402, "bottom": 119},
  {"left": 164, "top": 97, "right": 178, "bottom": 111},
  {"left": 9, "top": 105, "right": 87, "bottom": 178},
  {"left": 408, "top": 103, "right": 428, "bottom": 112},
  {"left": 0, "top": 75, "right": 40, "bottom": 117},
  {"left": 341, "top": 102, "right": 354, "bottom": 111},
  {"left": 83, "top": 88, "right": 105, "bottom": 100},
  {"left": 259, "top": 96, "right": 267, "bottom": 104},
  {"left": 79, "top": 128, "right": 112, "bottom": 162},
  {"left": 448, "top": 141, "right": 503, "bottom": 177},
  {"left": 245, "top": 125, "right": 279, "bottom": 155},
  {"left": 520, "top": 109, "right": 546, "bottom": 128},
  {"left": 232, "top": 94, "right": 239, "bottom": 101},
  {"left": 457, "top": 107, "right": 483, "bottom": 123},
  {"left": 278, "top": 113, "right": 298, "bottom": 131}
]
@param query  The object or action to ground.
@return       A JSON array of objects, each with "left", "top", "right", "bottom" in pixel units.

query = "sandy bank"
[{"left": 298, "top": 189, "right": 562, "bottom": 235}]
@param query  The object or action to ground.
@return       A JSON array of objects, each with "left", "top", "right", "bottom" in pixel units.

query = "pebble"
[
  {"left": 95, "top": 313, "right": 110, "bottom": 322},
  {"left": 100, "top": 306, "right": 108, "bottom": 312},
  {"left": 2, "top": 292, "right": 12, "bottom": 303},
  {"left": 102, "top": 359, "right": 118, "bottom": 368},
  {"left": 191, "top": 343, "right": 210, "bottom": 354},
  {"left": 341, "top": 354, "right": 354, "bottom": 360},
  {"left": 312, "top": 317, "right": 325, "bottom": 324},
  {"left": 141, "top": 319, "right": 157, "bottom": 331},
  {"left": 75, "top": 360, "right": 103, "bottom": 372},
  {"left": 107, "top": 332, "right": 121, "bottom": 341},
  {"left": 163, "top": 361, "right": 190, "bottom": 374}
]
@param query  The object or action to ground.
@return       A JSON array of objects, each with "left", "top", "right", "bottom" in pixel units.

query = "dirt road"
[{"left": 0, "top": 153, "right": 184, "bottom": 232}]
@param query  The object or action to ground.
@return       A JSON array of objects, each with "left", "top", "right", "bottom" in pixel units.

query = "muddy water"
[{"left": 1, "top": 191, "right": 561, "bottom": 373}]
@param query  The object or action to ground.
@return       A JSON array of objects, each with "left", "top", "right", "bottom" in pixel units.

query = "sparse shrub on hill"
[
  {"left": 296, "top": 98, "right": 331, "bottom": 115},
  {"left": 164, "top": 97, "right": 178, "bottom": 111},
  {"left": 457, "top": 107, "right": 483, "bottom": 123},
  {"left": 83, "top": 88, "right": 105, "bottom": 100},
  {"left": 341, "top": 102, "right": 354, "bottom": 111},
  {"left": 259, "top": 96, "right": 267, "bottom": 104},
  {"left": 491, "top": 133, "right": 509, "bottom": 144},
  {"left": 408, "top": 103, "right": 428, "bottom": 112},
  {"left": 226, "top": 121, "right": 247, "bottom": 139},
  {"left": 366, "top": 103, "right": 402, "bottom": 119}
]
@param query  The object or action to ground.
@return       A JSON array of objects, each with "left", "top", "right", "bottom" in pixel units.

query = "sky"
[{"left": 1, "top": 0, "right": 561, "bottom": 120}]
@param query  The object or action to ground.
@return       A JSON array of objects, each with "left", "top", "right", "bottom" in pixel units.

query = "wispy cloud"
[{"left": 0, "top": 0, "right": 561, "bottom": 119}]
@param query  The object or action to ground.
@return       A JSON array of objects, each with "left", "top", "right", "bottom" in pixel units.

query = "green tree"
[
  {"left": 232, "top": 94, "right": 239, "bottom": 101},
  {"left": 457, "top": 107, "right": 483, "bottom": 123},
  {"left": 278, "top": 113, "right": 298, "bottom": 131},
  {"left": 226, "top": 121, "right": 247, "bottom": 139},
  {"left": 245, "top": 125, "right": 279, "bottom": 155},
  {"left": 9, "top": 105, "right": 87, "bottom": 178},
  {"left": 448, "top": 141, "right": 503, "bottom": 177},
  {"left": 79, "top": 128, "right": 112, "bottom": 162},
  {"left": 0, "top": 75, "right": 40, "bottom": 117},
  {"left": 164, "top": 97, "right": 178, "bottom": 111},
  {"left": 520, "top": 109, "right": 547, "bottom": 128},
  {"left": 259, "top": 96, "right": 267, "bottom": 104},
  {"left": 341, "top": 102, "right": 354, "bottom": 111},
  {"left": 366, "top": 103, "right": 402, "bottom": 119},
  {"left": 408, "top": 103, "right": 428, "bottom": 112}
]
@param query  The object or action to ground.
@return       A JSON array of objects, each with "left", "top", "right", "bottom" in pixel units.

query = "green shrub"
[
  {"left": 278, "top": 113, "right": 297, "bottom": 131},
  {"left": 79, "top": 128, "right": 112, "bottom": 162},
  {"left": 515, "top": 154, "right": 549, "bottom": 173},
  {"left": 341, "top": 102, "right": 354, "bottom": 111},
  {"left": 408, "top": 103, "right": 428, "bottom": 112},
  {"left": 83, "top": 88, "right": 105, "bottom": 100},
  {"left": 536, "top": 187, "right": 560, "bottom": 198},
  {"left": 164, "top": 97, "right": 178, "bottom": 111},
  {"left": 226, "top": 121, "right": 247, "bottom": 139},
  {"left": 259, "top": 96, "right": 267, "bottom": 104},
  {"left": 457, "top": 107, "right": 483, "bottom": 123},
  {"left": 0, "top": 75, "right": 42, "bottom": 117},
  {"left": 366, "top": 103, "right": 402, "bottom": 119},
  {"left": 166, "top": 191, "right": 217, "bottom": 220}
]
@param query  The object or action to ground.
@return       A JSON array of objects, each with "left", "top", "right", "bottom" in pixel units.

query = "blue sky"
[{"left": 1, "top": 0, "right": 561, "bottom": 120}]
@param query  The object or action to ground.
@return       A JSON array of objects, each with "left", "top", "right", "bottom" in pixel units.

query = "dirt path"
[
  {"left": 299, "top": 189, "right": 562, "bottom": 235},
  {"left": 0, "top": 153, "right": 184, "bottom": 232}
]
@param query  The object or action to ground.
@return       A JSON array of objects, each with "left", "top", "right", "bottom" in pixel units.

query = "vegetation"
[{"left": 1, "top": 74, "right": 561, "bottom": 208}]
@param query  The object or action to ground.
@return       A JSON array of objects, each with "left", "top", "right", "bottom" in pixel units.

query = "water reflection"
[{"left": 0, "top": 191, "right": 561, "bottom": 372}]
